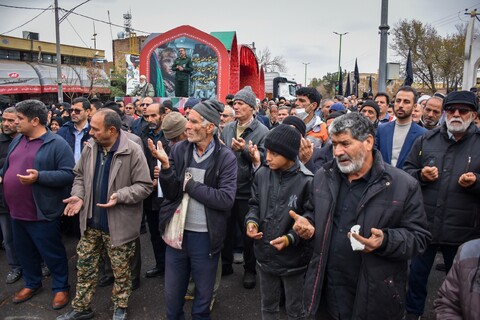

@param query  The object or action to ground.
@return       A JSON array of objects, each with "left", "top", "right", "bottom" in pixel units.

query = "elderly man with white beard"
[{"left": 403, "top": 90, "right": 480, "bottom": 320}]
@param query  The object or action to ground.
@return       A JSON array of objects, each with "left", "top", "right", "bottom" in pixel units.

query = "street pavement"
[{"left": 0, "top": 232, "right": 445, "bottom": 319}]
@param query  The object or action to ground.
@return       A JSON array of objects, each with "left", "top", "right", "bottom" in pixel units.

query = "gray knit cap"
[
  {"left": 234, "top": 86, "right": 257, "bottom": 109},
  {"left": 161, "top": 112, "right": 187, "bottom": 140},
  {"left": 192, "top": 99, "right": 224, "bottom": 127}
]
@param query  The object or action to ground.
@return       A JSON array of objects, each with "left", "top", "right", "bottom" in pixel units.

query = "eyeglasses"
[
  {"left": 445, "top": 106, "right": 474, "bottom": 115},
  {"left": 70, "top": 109, "right": 83, "bottom": 114},
  {"left": 125, "top": 107, "right": 134, "bottom": 110},
  {"left": 141, "top": 103, "right": 151, "bottom": 107},
  {"left": 220, "top": 113, "right": 232, "bottom": 118}
]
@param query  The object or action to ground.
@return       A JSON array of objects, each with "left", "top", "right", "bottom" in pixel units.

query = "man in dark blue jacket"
[
  {"left": 375, "top": 86, "right": 427, "bottom": 169},
  {"left": 0, "top": 100, "right": 75, "bottom": 311},
  {"left": 153, "top": 99, "right": 237, "bottom": 320},
  {"left": 57, "top": 97, "right": 91, "bottom": 164}
]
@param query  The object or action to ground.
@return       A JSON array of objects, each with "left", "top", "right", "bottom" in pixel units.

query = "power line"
[
  {"left": 59, "top": 0, "right": 91, "bottom": 24},
  {"left": 0, "top": 5, "right": 53, "bottom": 35},
  {"left": 0, "top": 4, "right": 51, "bottom": 10},
  {"left": 65, "top": 10, "right": 151, "bottom": 34},
  {"left": 64, "top": 16, "right": 89, "bottom": 48},
  {"left": 430, "top": 3, "right": 479, "bottom": 28}
]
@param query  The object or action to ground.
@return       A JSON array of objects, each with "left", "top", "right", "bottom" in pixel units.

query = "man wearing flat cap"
[
  {"left": 404, "top": 90, "right": 480, "bottom": 320},
  {"left": 152, "top": 99, "right": 237, "bottom": 319}
]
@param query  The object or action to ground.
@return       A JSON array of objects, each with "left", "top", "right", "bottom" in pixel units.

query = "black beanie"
[
  {"left": 360, "top": 100, "right": 380, "bottom": 118},
  {"left": 282, "top": 116, "right": 306, "bottom": 137},
  {"left": 264, "top": 124, "right": 301, "bottom": 161}
]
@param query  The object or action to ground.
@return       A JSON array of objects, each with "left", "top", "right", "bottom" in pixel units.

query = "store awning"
[
  {"left": 0, "top": 60, "right": 41, "bottom": 94},
  {"left": 0, "top": 60, "right": 110, "bottom": 95}
]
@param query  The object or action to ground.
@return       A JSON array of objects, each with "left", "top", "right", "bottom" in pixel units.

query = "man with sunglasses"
[
  {"left": 131, "top": 97, "right": 155, "bottom": 136},
  {"left": 58, "top": 97, "right": 91, "bottom": 164},
  {"left": 404, "top": 90, "right": 480, "bottom": 320}
]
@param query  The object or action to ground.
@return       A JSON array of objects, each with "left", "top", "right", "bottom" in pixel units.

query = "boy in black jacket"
[{"left": 245, "top": 124, "right": 313, "bottom": 320}]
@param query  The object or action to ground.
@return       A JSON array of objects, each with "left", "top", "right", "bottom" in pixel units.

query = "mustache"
[{"left": 336, "top": 155, "right": 351, "bottom": 162}]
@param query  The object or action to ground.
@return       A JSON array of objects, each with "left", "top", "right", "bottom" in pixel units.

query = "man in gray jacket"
[
  {"left": 58, "top": 109, "right": 152, "bottom": 320},
  {"left": 220, "top": 86, "right": 269, "bottom": 289}
]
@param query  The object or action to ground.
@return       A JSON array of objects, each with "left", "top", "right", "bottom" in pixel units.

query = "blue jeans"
[
  {"left": 406, "top": 244, "right": 458, "bottom": 315},
  {"left": 11, "top": 218, "right": 69, "bottom": 292},
  {"left": 165, "top": 231, "right": 219, "bottom": 320},
  {"left": 258, "top": 267, "right": 306, "bottom": 320},
  {"left": 0, "top": 212, "right": 21, "bottom": 271}
]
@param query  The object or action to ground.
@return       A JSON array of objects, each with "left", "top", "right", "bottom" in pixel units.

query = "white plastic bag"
[{"left": 162, "top": 193, "right": 189, "bottom": 249}]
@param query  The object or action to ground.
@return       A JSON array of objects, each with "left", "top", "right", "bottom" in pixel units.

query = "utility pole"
[
  {"left": 302, "top": 62, "right": 310, "bottom": 87},
  {"left": 54, "top": 0, "right": 63, "bottom": 103},
  {"left": 378, "top": 0, "right": 389, "bottom": 92},
  {"left": 92, "top": 21, "right": 97, "bottom": 49}
]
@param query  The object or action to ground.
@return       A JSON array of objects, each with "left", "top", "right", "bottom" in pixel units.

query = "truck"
[{"left": 264, "top": 72, "right": 297, "bottom": 101}]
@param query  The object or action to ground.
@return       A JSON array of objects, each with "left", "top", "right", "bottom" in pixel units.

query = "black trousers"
[{"left": 221, "top": 198, "right": 256, "bottom": 274}]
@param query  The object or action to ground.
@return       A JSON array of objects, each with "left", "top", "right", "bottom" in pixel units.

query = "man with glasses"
[
  {"left": 404, "top": 90, "right": 480, "bottom": 320},
  {"left": 132, "top": 97, "right": 155, "bottom": 136},
  {"left": 219, "top": 104, "right": 235, "bottom": 133},
  {"left": 124, "top": 103, "right": 138, "bottom": 119},
  {"left": 58, "top": 97, "right": 91, "bottom": 164}
]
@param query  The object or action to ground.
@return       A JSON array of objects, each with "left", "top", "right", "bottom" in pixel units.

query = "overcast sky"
[{"left": 1, "top": 0, "right": 478, "bottom": 86}]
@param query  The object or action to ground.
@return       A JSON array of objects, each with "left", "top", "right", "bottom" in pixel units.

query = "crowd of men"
[{"left": 0, "top": 85, "right": 480, "bottom": 320}]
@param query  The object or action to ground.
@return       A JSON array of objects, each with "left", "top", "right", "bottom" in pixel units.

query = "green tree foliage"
[
  {"left": 391, "top": 19, "right": 466, "bottom": 93},
  {"left": 109, "top": 69, "right": 126, "bottom": 98}
]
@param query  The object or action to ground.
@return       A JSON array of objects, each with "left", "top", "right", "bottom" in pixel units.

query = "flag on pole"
[
  {"left": 345, "top": 72, "right": 351, "bottom": 97},
  {"left": 368, "top": 75, "right": 373, "bottom": 95},
  {"left": 338, "top": 68, "right": 343, "bottom": 96},
  {"left": 403, "top": 49, "right": 414, "bottom": 86},
  {"left": 353, "top": 59, "right": 359, "bottom": 96}
]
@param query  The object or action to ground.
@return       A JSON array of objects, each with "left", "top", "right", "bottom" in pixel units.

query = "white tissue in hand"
[{"left": 350, "top": 225, "right": 365, "bottom": 251}]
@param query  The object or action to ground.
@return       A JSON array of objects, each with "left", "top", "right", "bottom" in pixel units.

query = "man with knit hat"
[
  {"left": 152, "top": 98, "right": 237, "bottom": 319},
  {"left": 220, "top": 86, "right": 269, "bottom": 289},
  {"left": 245, "top": 124, "right": 313, "bottom": 319},
  {"left": 282, "top": 115, "right": 335, "bottom": 174},
  {"left": 359, "top": 100, "right": 380, "bottom": 129},
  {"left": 161, "top": 112, "right": 187, "bottom": 144},
  {"left": 404, "top": 90, "right": 480, "bottom": 320}
]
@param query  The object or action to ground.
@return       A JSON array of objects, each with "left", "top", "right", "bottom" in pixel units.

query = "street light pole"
[
  {"left": 378, "top": 0, "right": 389, "bottom": 92},
  {"left": 333, "top": 32, "right": 348, "bottom": 92},
  {"left": 302, "top": 62, "right": 310, "bottom": 87}
]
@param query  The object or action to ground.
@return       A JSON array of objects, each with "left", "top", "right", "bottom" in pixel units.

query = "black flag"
[
  {"left": 353, "top": 59, "right": 359, "bottom": 96},
  {"left": 337, "top": 68, "right": 343, "bottom": 96},
  {"left": 403, "top": 49, "right": 414, "bottom": 86},
  {"left": 345, "top": 72, "right": 351, "bottom": 97},
  {"left": 368, "top": 75, "right": 373, "bottom": 95}
]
